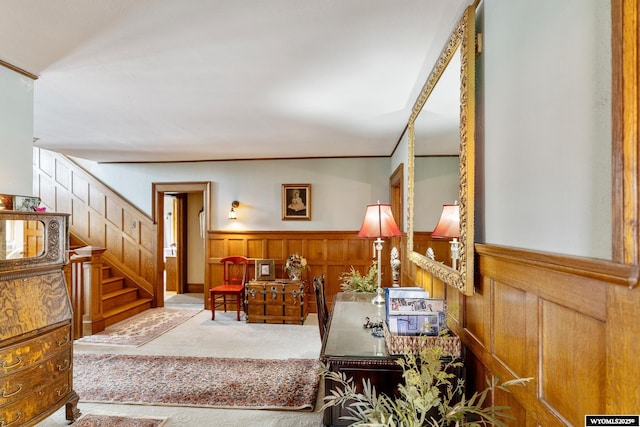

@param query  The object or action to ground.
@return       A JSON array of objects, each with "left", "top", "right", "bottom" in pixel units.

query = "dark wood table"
[{"left": 319, "top": 292, "right": 405, "bottom": 427}]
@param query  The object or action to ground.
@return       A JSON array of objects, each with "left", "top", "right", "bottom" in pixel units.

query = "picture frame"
[
  {"left": 385, "top": 287, "right": 431, "bottom": 315},
  {"left": 254, "top": 259, "right": 275, "bottom": 281},
  {"left": 12, "top": 195, "right": 40, "bottom": 212},
  {"left": 387, "top": 313, "right": 442, "bottom": 336},
  {"left": 282, "top": 184, "right": 311, "bottom": 221}
]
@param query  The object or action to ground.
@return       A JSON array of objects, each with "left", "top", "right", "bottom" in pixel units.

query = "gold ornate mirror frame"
[{"left": 407, "top": 6, "right": 475, "bottom": 295}]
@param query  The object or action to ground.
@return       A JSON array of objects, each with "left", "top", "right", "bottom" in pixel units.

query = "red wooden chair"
[{"left": 210, "top": 256, "right": 249, "bottom": 321}]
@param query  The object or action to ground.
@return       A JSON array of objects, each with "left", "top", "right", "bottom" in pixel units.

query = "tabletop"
[{"left": 321, "top": 292, "right": 390, "bottom": 359}]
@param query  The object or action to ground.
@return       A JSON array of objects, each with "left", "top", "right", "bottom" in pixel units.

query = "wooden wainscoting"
[
  {"left": 33, "top": 148, "right": 157, "bottom": 301},
  {"left": 444, "top": 244, "right": 640, "bottom": 426},
  {"left": 206, "top": 230, "right": 399, "bottom": 311}
]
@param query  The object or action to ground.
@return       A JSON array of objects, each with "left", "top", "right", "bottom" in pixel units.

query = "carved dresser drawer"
[
  {"left": 0, "top": 325, "right": 71, "bottom": 377},
  {"left": 0, "top": 212, "right": 78, "bottom": 426},
  {"left": 1, "top": 332, "right": 72, "bottom": 408},
  {"left": 1, "top": 375, "right": 71, "bottom": 427}
]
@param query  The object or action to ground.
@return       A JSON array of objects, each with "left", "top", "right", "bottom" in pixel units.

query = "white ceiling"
[{"left": 0, "top": 0, "right": 471, "bottom": 162}]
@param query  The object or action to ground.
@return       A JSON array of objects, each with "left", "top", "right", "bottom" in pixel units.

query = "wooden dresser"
[{"left": 0, "top": 211, "right": 79, "bottom": 426}]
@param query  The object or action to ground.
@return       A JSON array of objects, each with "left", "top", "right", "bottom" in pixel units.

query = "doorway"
[
  {"left": 153, "top": 182, "right": 211, "bottom": 308},
  {"left": 390, "top": 164, "right": 404, "bottom": 285}
]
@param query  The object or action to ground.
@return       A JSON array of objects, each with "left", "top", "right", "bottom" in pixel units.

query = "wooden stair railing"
[
  {"left": 64, "top": 246, "right": 153, "bottom": 339},
  {"left": 65, "top": 247, "right": 106, "bottom": 338}
]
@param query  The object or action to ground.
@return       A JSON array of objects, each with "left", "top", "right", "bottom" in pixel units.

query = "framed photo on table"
[
  {"left": 13, "top": 195, "right": 40, "bottom": 212},
  {"left": 255, "top": 259, "right": 275, "bottom": 281},
  {"left": 282, "top": 184, "right": 311, "bottom": 220}
]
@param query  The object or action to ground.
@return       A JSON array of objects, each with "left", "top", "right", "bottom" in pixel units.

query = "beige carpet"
[
  {"left": 36, "top": 294, "right": 324, "bottom": 427},
  {"left": 72, "top": 413, "right": 167, "bottom": 427}
]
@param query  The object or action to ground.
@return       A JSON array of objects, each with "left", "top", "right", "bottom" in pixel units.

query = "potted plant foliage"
[
  {"left": 321, "top": 343, "right": 530, "bottom": 426},
  {"left": 339, "top": 262, "right": 378, "bottom": 293}
]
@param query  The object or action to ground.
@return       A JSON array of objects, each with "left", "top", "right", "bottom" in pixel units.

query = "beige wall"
[
  {"left": 73, "top": 156, "right": 396, "bottom": 232},
  {"left": 479, "top": 0, "right": 612, "bottom": 259},
  {"left": 0, "top": 66, "right": 34, "bottom": 196}
]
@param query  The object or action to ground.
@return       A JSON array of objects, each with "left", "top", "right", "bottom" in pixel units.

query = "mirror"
[
  {"left": 407, "top": 6, "right": 475, "bottom": 295},
  {"left": 0, "top": 219, "right": 45, "bottom": 260}
]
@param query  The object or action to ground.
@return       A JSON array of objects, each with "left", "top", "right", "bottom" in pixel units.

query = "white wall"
[
  {"left": 480, "top": 0, "right": 612, "bottom": 259},
  {"left": 77, "top": 148, "right": 457, "bottom": 235},
  {"left": 0, "top": 67, "right": 34, "bottom": 196},
  {"left": 414, "top": 156, "right": 459, "bottom": 231},
  {"left": 74, "top": 157, "right": 392, "bottom": 231},
  {"left": 33, "top": 0, "right": 613, "bottom": 262},
  {"left": 390, "top": 133, "right": 460, "bottom": 234}
]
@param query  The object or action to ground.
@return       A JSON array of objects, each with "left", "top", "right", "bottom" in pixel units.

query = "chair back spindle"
[{"left": 313, "top": 274, "right": 328, "bottom": 340}]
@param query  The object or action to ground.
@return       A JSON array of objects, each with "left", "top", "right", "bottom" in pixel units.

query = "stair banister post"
[{"left": 78, "top": 246, "right": 107, "bottom": 335}]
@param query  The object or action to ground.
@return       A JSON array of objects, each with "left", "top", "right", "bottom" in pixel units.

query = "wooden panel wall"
[
  {"left": 206, "top": 230, "right": 400, "bottom": 310},
  {"left": 33, "top": 148, "right": 157, "bottom": 299},
  {"left": 440, "top": 244, "right": 640, "bottom": 426}
]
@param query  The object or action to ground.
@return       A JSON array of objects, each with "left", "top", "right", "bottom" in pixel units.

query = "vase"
[{"left": 289, "top": 270, "right": 301, "bottom": 281}]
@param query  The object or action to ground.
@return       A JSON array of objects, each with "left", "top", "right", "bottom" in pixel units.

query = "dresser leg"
[{"left": 65, "top": 391, "right": 81, "bottom": 422}]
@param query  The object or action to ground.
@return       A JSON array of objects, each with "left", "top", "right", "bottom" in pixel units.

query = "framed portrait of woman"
[{"left": 282, "top": 184, "right": 311, "bottom": 220}]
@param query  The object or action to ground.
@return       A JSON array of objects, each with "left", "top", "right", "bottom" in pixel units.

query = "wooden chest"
[{"left": 245, "top": 281, "right": 308, "bottom": 324}]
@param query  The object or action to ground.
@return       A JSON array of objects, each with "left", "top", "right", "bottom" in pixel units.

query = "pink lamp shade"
[
  {"left": 431, "top": 203, "right": 460, "bottom": 238},
  {"left": 357, "top": 203, "right": 402, "bottom": 238}
]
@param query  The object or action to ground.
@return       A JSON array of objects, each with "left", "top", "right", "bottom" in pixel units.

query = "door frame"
[
  {"left": 152, "top": 181, "right": 211, "bottom": 307},
  {"left": 390, "top": 163, "right": 404, "bottom": 285}
]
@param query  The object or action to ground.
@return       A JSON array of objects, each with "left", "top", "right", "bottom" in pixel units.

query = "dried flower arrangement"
[{"left": 284, "top": 253, "right": 309, "bottom": 279}]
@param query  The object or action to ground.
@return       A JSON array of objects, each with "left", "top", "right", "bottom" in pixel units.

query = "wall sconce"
[
  {"left": 431, "top": 201, "right": 460, "bottom": 270},
  {"left": 228, "top": 201, "right": 239, "bottom": 220}
]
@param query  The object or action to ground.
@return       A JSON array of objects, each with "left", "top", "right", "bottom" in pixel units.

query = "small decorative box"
[{"left": 383, "top": 322, "right": 462, "bottom": 358}]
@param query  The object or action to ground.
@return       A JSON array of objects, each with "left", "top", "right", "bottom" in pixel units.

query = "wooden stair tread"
[
  {"left": 68, "top": 234, "right": 152, "bottom": 332},
  {"left": 102, "top": 298, "right": 152, "bottom": 318},
  {"left": 103, "top": 287, "right": 137, "bottom": 298}
]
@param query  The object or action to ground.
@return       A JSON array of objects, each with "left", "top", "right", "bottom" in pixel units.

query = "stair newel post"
[
  {"left": 66, "top": 250, "right": 85, "bottom": 340},
  {"left": 80, "top": 246, "right": 107, "bottom": 336}
]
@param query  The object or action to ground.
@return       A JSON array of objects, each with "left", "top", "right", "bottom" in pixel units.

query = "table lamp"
[
  {"left": 431, "top": 202, "right": 460, "bottom": 270},
  {"left": 357, "top": 202, "right": 403, "bottom": 305}
]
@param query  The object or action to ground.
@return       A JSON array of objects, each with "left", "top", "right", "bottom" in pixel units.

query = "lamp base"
[{"left": 371, "top": 288, "right": 385, "bottom": 305}]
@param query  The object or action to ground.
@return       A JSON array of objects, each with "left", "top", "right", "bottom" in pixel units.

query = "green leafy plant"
[
  {"left": 321, "top": 344, "right": 530, "bottom": 427},
  {"left": 339, "top": 262, "right": 378, "bottom": 293}
]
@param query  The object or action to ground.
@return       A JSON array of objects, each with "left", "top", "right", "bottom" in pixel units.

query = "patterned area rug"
[
  {"left": 75, "top": 308, "right": 201, "bottom": 347},
  {"left": 74, "top": 353, "right": 320, "bottom": 411},
  {"left": 73, "top": 414, "right": 167, "bottom": 427}
]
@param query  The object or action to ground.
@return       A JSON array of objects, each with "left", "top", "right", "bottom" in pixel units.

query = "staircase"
[
  {"left": 35, "top": 148, "right": 159, "bottom": 331},
  {"left": 101, "top": 265, "right": 153, "bottom": 327}
]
